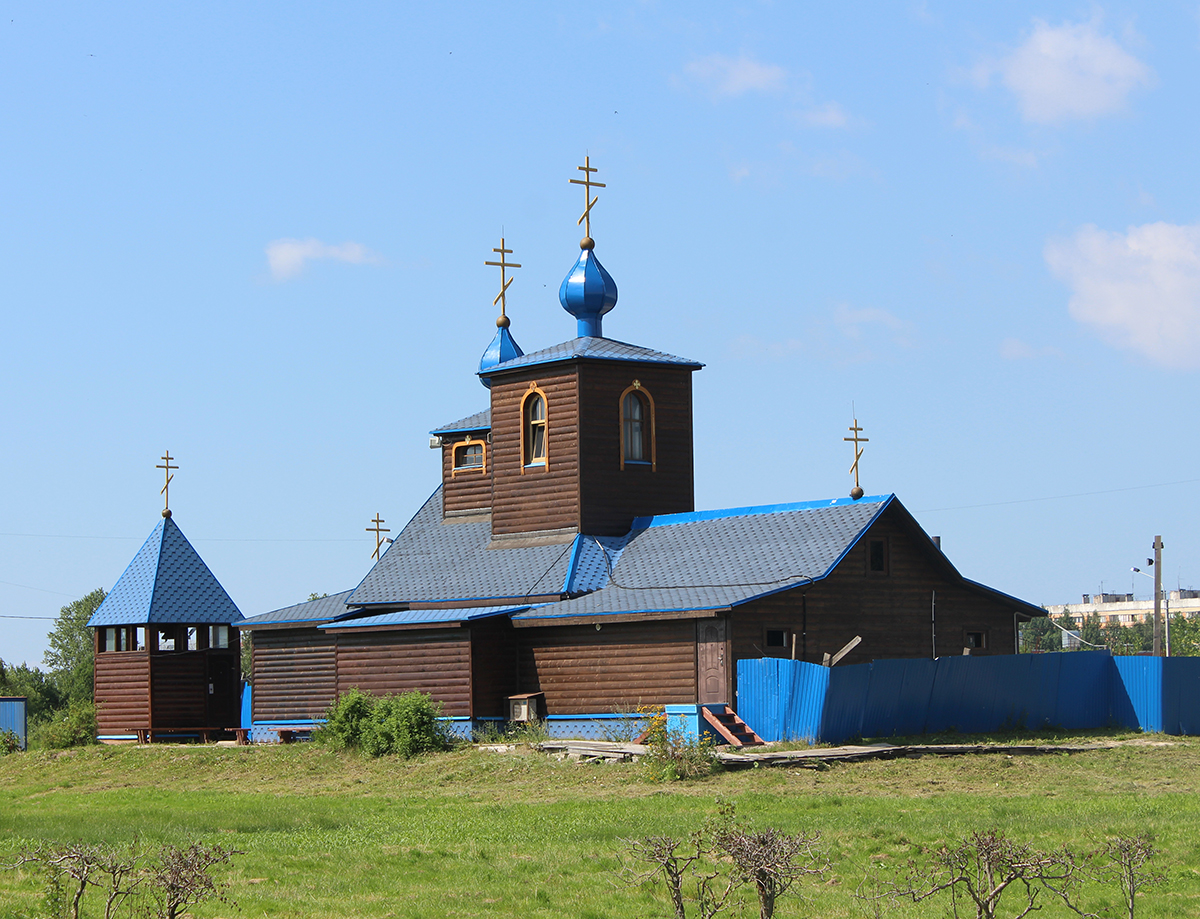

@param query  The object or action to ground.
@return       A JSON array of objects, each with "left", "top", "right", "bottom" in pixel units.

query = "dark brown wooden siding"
[
  {"left": 730, "top": 505, "right": 1022, "bottom": 696},
  {"left": 518, "top": 620, "right": 697, "bottom": 714},
  {"left": 470, "top": 618, "right": 518, "bottom": 717},
  {"left": 441, "top": 436, "right": 493, "bottom": 516},
  {"left": 150, "top": 653, "right": 207, "bottom": 728},
  {"left": 95, "top": 651, "right": 150, "bottom": 732},
  {"left": 577, "top": 362, "right": 695, "bottom": 534},
  {"left": 336, "top": 629, "right": 472, "bottom": 717},
  {"left": 253, "top": 629, "right": 337, "bottom": 721},
  {"left": 489, "top": 368, "right": 580, "bottom": 536}
]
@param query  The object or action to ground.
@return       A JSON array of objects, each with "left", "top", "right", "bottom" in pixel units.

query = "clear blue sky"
[{"left": 4, "top": 3, "right": 1199, "bottom": 667}]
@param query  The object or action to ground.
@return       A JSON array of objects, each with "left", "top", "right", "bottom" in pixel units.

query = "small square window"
[
  {"left": 765, "top": 629, "right": 787, "bottom": 649},
  {"left": 965, "top": 631, "right": 987, "bottom": 649},
  {"left": 134, "top": 627, "right": 145, "bottom": 651},
  {"left": 209, "top": 625, "right": 229, "bottom": 649},
  {"left": 158, "top": 629, "right": 176, "bottom": 652}
]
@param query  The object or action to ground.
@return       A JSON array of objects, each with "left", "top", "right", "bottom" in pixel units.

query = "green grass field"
[{"left": 2, "top": 734, "right": 1198, "bottom": 918}]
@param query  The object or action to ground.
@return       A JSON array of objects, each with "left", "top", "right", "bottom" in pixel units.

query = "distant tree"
[
  {"left": 44, "top": 589, "right": 106, "bottom": 704},
  {"left": 1081, "top": 612, "right": 1105, "bottom": 649},
  {"left": 1103, "top": 622, "right": 1144, "bottom": 657},
  {"left": 1020, "top": 616, "right": 1061, "bottom": 653},
  {"left": 1169, "top": 614, "right": 1200, "bottom": 656},
  {"left": 0, "top": 659, "right": 64, "bottom": 720},
  {"left": 307, "top": 592, "right": 329, "bottom": 602}
]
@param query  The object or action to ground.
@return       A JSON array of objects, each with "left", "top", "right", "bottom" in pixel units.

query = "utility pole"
[{"left": 1153, "top": 535, "right": 1164, "bottom": 657}]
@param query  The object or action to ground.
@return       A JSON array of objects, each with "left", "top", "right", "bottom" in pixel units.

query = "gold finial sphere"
[
  {"left": 850, "top": 487, "right": 864, "bottom": 500},
  {"left": 162, "top": 508, "right": 173, "bottom": 518},
  {"left": 496, "top": 314, "right": 510, "bottom": 328},
  {"left": 580, "top": 236, "right": 595, "bottom": 250}
]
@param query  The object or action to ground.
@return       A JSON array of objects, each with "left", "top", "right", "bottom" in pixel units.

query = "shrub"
[
  {"left": 316, "top": 689, "right": 449, "bottom": 758},
  {"left": 31, "top": 699, "right": 96, "bottom": 750},
  {"left": 0, "top": 729, "right": 21, "bottom": 754}
]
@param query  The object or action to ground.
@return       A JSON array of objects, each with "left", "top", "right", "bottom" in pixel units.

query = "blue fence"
[
  {"left": 738, "top": 651, "right": 1200, "bottom": 744},
  {"left": 0, "top": 697, "right": 28, "bottom": 751}
]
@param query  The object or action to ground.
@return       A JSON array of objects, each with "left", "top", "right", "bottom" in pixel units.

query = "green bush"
[
  {"left": 0, "top": 729, "right": 21, "bottom": 754},
  {"left": 316, "top": 689, "right": 449, "bottom": 758},
  {"left": 31, "top": 699, "right": 97, "bottom": 750}
]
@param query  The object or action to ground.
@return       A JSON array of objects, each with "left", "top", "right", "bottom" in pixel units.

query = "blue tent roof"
[{"left": 88, "top": 516, "right": 243, "bottom": 627}]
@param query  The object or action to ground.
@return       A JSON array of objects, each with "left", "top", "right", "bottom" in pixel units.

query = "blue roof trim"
[
  {"left": 517, "top": 601, "right": 733, "bottom": 621},
  {"left": 480, "top": 337, "right": 703, "bottom": 377},
  {"left": 631, "top": 494, "right": 894, "bottom": 530},
  {"left": 810, "top": 495, "right": 896, "bottom": 582},
  {"left": 320, "top": 605, "right": 528, "bottom": 630},
  {"left": 561, "top": 536, "right": 584, "bottom": 594},
  {"left": 961, "top": 578, "right": 1046, "bottom": 615}
]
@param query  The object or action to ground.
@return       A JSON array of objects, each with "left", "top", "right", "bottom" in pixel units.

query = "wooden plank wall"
[
  {"left": 253, "top": 629, "right": 338, "bottom": 721},
  {"left": 470, "top": 618, "right": 518, "bottom": 717},
  {"left": 577, "top": 363, "right": 695, "bottom": 535},
  {"left": 95, "top": 651, "right": 150, "bottom": 732},
  {"left": 518, "top": 620, "right": 697, "bottom": 714},
  {"left": 489, "top": 368, "right": 580, "bottom": 536},
  {"left": 731, "top": 506, "right": 1021, "bottom": 681},
  {"left": 441, "top": 435, "right": 493, "bottom": 516},
  {"left": 336, "top": 629, "right": 472, "bottom": 717},
  {"left": 150, "top": 653, "right": 207, "bottom": 728}
]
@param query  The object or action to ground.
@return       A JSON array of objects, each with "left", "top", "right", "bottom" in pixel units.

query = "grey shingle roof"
[
  {"left": 321, "top": 605, "right": 528, "bottom": 630},
  {"left": 237, "top": 590, "right": 356, "bottom": 629},
  {"left": 346, "top": 488, "right": 577, "bottom": 606},
  {"left": 88, "top": 516, "right": 243, "bottom": 627},
  {"left": 480, "top": 337, "right": 703, "bottom": 377},
  {"left": 430, "top": 409, "right": 491, "bottom": 435},
  {"left": 514, "top": 496, "right": 892, "bottom": 622}
]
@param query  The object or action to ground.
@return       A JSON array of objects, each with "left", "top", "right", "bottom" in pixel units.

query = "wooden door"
[
  {"left": 696, "top": 619, "right": 728, "bottom": 704},
  {"left": 206, "top": 655, "right": 239, "bottom": 728}
]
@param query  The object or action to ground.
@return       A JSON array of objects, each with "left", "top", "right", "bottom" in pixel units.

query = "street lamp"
[{"left": 1132, "top": 561, "right": 1170, "bottom": 657}]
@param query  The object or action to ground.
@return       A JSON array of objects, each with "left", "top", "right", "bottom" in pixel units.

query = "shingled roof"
[
  {"left": 237, "top": 589, "right": 357, "bottom": 630},
  {"left": 346, "top": 488, "right": 579, "bottom": 607},
  {"left": 513, "top": 496, "right": 893, "bottom": 623},
  {"left": 480, "top": 336, "right": 703, "bottom": 377},
  {"left": 430, "top": 409, "right": 491, "bottom": 436},
  {"left": 88, "top": 515, "right": 243, "bottom": 627}
]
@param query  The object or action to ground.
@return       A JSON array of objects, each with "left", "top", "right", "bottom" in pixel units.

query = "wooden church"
[
  {"left": 237, "top": 161, "right": 1045, "bottom": 737},
  {"left": 88, "top": 463, "right": 245, "bottom": 742}
]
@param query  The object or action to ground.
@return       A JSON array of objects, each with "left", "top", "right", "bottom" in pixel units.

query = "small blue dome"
[
  {"left": 478, "top": 325, "right": 524, "bottom": 389},
  {"left": 559, "top": 248, "right": 617, "bottom": 338}
]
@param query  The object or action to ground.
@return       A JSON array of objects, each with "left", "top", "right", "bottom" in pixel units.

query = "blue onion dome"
[
  {"left": 559, "top": 239, "right": 618, "bottom": 338},
  {"left": 478, "top": 315, "right": 524, "bottom": 389}
]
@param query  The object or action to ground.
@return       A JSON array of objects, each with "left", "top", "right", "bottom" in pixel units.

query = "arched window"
[
  {"left": 523, "top": 390, "right": 547, "bottom": 467},
  {"left": 623, "top": 391, "right": 646, "bottom": 461},
  {"left": 619, "top": 382, "right": 656, "bottom": 470}
]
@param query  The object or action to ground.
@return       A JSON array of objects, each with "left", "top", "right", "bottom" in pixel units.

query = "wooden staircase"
[{"left": 702, "top": 705, "right": 764, "bottom": 747}]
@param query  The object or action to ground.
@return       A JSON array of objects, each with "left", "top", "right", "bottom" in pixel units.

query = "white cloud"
[
  {"left": 265, "top": 238, "right": 382, "bottom": 281},
  {"left": 730, "top": 304, "right": 913, "bottom": 365},
  {"left": 1045, "top": 222, "right": 1200, "bottom": 369},
  {"left": 682, "top": 54, "right": 787, "bottom": 99},
  {"left": 833, "top": 304, "right": 913, "bottom": 347},
  {"left": 980, "top": 19, "right": 1152, "bottom": 123},
  {"left": 798, "top": 102, "right": 852, "bottom": 128},
  {"left": 999, "top": 337, "right": 1060, "bottom": 360}
]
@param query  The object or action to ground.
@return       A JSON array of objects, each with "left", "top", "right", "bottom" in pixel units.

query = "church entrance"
[{"left": 696, "top": 619, "right": 728, "bottom": 704}]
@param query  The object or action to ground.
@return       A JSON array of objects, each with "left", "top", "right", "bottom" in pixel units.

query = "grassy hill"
[{"left": 2, "top": 734, "right": 1198, "bottom": 917}]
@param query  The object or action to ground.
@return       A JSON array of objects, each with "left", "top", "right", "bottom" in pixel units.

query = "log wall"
[
  {"left": 95, "top": 651, "right": 151, "bottom": 732},
  {"left": 441, "top": 434, "right": 493, "bottom": 517},
  {"left": 470, "top": 618, "right": 517, "bottom": 717},
  {"left": 731, "top": 506, "right": 1022, "bottom": 690},
  {"left": 149, "top": 653, "right": 207, "bottom": 727},
  {"left": 518, "top": 620, "right": 697, "bottom": 714},
  {"left": 336, "top": 629, "right": 472, "bottom": 717},
  {"left": 489, "top": 368, "right": 580, "bottom": 536},
  {"left": 577, "top": 362, "right": 695, "bottom": 534},
  {"left": 253, "top": 629, "right": 338, "bottom": 721}
]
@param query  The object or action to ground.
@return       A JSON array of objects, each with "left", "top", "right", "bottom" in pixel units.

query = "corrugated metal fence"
[
  {"left": 737, "top": 652, "right": 1200, "bottom": 744},
  {"left": 0, "top": 697, "right": 28, "bottom": 751}
]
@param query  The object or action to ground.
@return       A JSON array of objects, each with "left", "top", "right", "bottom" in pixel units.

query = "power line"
[
  {"left": 0, "top": 580, "right": 77, "bottom": 598},
  {"left": 0, "top": 532, "right": 361, "bottom": 543},
  {"left": 917, "top": 476, "right": 1200, "bottom": 514},
  {"left": 0, "top": 614, "right": 58, "bottom": 620}
]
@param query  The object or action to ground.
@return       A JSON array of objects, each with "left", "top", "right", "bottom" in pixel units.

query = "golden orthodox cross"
[
  {"left": 569, "top": 155, "right": 605, "bottom": 242},
  {"left": 844, "top": 419, "right": 868, "bottom": 498},
  {"left": 366, "top": 513, "right": 391, "bottom": 560},
  {"left": 156, "top": 450, "right": 177, "bottom": 516},
  {"left": 484, "top": 238, "right": 521, "bottom": 325}
]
